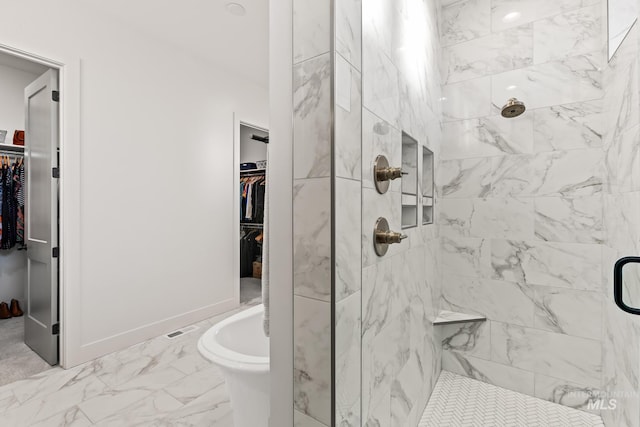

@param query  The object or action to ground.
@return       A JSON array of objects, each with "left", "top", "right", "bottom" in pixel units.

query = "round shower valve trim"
[
  {"left": 374, "top": 155, "right": 406, "bottom": 194},
  {"left": 374, "top": 217, "right": 408, "bottom": 257}
]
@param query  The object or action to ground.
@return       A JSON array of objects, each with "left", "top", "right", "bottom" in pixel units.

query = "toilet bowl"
[{"left": 198, "top": 304, "right": 270, "bottom": 427}]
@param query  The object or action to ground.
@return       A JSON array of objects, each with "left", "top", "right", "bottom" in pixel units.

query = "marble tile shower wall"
[
  {"left": 292, "top": 0, "right": 332, "bottom": 425},
  {"left": 361, "top": 1, "right": 443, "bottom": 427},
  {"left": 437, "top": 0, "right": 609, "bottom": 414},
  {"left": 601, "top": 19, "right": 640, "bottom": 427}
]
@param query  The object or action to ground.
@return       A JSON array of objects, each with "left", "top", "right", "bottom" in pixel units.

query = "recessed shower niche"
[
  {"left": 401, "top": 132, "right": 418, "bottom": 229},
  {"left": 423, "top": 146, "right": 434, "bottom": 225}
]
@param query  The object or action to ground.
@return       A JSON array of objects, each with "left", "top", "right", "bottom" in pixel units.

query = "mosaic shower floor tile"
[{"left": 420, "top": 371, "right": 604, "bottom": 427}]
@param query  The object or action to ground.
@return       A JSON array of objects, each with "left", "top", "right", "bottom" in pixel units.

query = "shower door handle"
[{"left": 614, "top": 257, "right": 640, "bottom": 315}]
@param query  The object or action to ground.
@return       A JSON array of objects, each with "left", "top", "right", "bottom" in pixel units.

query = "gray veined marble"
[
  {"left": 534, "top": 196, "right": 603, "bottom": 244},
  {"left": 335, "top": 292, "right": 361, "bottom": 427},
  {"left": 294, "top": 54, "right": 332, "bottom": 180},
  {"left": 438, "top": 158, "right": 492, "bottom": 198},
  {"left": 442, "top": 24, "right": 533, "bottom": 84},
  {"left": 534, "top": 374, "right": 602, "bottom": 414},
  {"left": 490, "top": 239, "right": 602, "bottom": 291},
  {"left": 335, "top": 178, "right": 362, "bottom": 301},
  {"left": 335, "top": 55, "right": 363, "bottom": 181},
  {"left": 363, "top": 34, "right": 401, "bottom": 128},
  {"left": 533, "top": 4, "right": 602, "bottom": 64},
  {"left": 533, "top": 100, "right": 603, "bottom": 152},
  {"left": 336, "top": 0, "right": 362, "bottom": 71},
  {"left": 442, "top": 77, "right": 492, "bottom": 122},
  {"left": 440, "top": 0, "right": 491, "bottom": 47},
  {"left": 492, "top": 53, "right": 603, "bottom": 111},
  {"left": 527, "top": 149, "right": 603, "bottom": 197},
  {"left": 491, "top": 0, "right": 600, "bottom": 33},
  {"left": 294, "top": 296, "right": 332, "bottom": 426},
  {"left": 362, "top": 108, "right": 402, "bottom": 192},
  {"left": 293, "top": 0, "right": 330, "bottom": 64},
  {"left": 293, "top": 178, "right": 332, "bottom": 301},
  {"left": 441, "top": 113, "right": 534, "bottom": 160}
]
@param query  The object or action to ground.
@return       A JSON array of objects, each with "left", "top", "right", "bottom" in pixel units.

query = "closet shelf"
[
  {"left": 0, "top": 144, "right": 24, "bottom": 153},
  {"left": 241, "top": 168, "right": 265, "bottom": 174}
]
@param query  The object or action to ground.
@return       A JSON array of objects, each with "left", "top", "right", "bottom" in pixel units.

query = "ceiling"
[{"left": 83, "top": 0, "right": 269, "bottom": 87}]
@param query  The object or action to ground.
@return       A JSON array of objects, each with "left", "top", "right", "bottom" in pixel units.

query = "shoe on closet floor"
[
  {"left": 10, "top": 299, "right": 22, "bottom": 317},
  {"left": 0, "top": 302, "right": 11, "bottom": 319}
]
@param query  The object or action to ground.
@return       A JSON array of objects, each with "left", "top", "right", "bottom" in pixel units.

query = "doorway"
[
  {"left": 236, "top": 121, "right": 268, "bottom": 306},
  {"left": 0, "top": 50, "right": 60, "bottom": 385}
]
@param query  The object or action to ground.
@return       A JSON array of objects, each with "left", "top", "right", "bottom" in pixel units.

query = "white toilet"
[{"left": 198, "top": 304, "right": 270, "bottom": 427}]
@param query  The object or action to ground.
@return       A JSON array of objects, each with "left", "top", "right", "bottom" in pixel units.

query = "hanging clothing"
[{"left": 0, "top": 158, "right": 24, "bottom": 250}]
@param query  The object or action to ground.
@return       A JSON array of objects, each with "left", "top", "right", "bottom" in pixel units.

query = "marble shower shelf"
[{"left": 432, "top": 310, "right": 486, "bottom": 325}]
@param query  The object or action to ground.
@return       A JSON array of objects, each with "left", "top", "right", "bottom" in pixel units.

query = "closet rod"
[{"left": 0, "top": 150, "right": 23, "bottom": 157}]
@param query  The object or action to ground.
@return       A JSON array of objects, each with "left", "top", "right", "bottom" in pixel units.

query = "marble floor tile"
[{"left": 0, "top": 304, "right": 259, "bottom": 426}]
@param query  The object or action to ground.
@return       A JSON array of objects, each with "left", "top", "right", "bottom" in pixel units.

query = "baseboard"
[{"left": 63, "top": 298, "right": 239, "bottom": 368}]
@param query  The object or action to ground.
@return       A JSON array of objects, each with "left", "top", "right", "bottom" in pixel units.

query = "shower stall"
[{"left": 286, "top": 0, "right": 640, "bottom": 425}]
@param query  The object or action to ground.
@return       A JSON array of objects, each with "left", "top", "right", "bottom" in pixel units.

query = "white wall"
[
  {"left": 0, "top": 0, "right": 268, "bottom": 366},
  {"left": 269, "top": 0, "right": 294, "bottom": 424},
  {"left": 0, "top": 63, "right": 40, "bottom": 306},
  {"left": 240, "top": 125, "right": 268, "bottom": 164}
]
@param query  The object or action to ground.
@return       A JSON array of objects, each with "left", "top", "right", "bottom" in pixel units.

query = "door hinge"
[
  {"left": 52, "top": 324, "right": 59, "bottom": 335},
  {"left": 52, "top": 167, "right": 59, "bottom": 178},
  {"left": 52, "top": 247, "right": 59, "bottom": 258},
  {"left": 52, "top": 91, "right": 60, "bottom": 102}
]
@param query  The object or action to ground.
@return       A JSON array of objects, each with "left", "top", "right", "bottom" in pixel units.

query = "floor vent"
[{"left": 165, "top": 325, "right": 199, "bottom": 340}]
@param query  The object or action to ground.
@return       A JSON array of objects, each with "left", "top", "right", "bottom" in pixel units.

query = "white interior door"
[{"left": 24, "top": 69, "right": 59, "bottom": 365}]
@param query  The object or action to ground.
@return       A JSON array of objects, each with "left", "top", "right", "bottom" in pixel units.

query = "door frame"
[
  {"left": 0, "top": 42, "right": 81, "bottom": 368},
  {"left": 233, "top": 114, "right": 268, "bottom": 307}
]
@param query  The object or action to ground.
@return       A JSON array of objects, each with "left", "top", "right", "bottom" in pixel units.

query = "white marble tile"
[
  {"left": 335, "top": 55, "right": 362, "bottom": 180},
  {"left": 443, "top": 24, "right": 533, "bottom": 84},
  {"left": 293, "top": 0, "right": 330, "bottom": 64},
  {"left": 295, "top": 410, "right": 329, "bottom": 427},
  {"left": 492, "top": 53, "right": 603, "bottom": 111},
  {"left": 163, "top": 366, "right": 225, "bottom": 405},
  {"left": 442, "top": 351, "right": 535, "bottom": 395},
  {"left": 534, "top": 196, "right": 603, "bottom": 244},
  {"left": 336, "top": 178, "right": 362, "bottom": 301},
  {"left": 0, "top": 388, "right": 18, "bottom": 414},
  {"left": 440, "top": 0, "right": 491, "bottom": 47},
  {"left": 336, "top": 0, "right": 362, "bottom": 70},
  {"left": 293, "top": 178, "right": 332, "bottom": 301},
  {"left": 363, "top": 36, "right": 401, "bottom": 128},
  {"left": 2, "top": 375, "right": 107, "bottom": 426},
  {"left": 362, "top": 108, "right": 402, "bottom": 192},
  {"left": 439, "top": 198, "right": 534, "bottom": 240},
  {"left": 294, "top": 54, "right": 332, "bottom": 179},
  {"left": 488, "top": 154, "right": 532, "bottom": 197},
  {"left": 438, "top": 157, "right": 492, "bottom": 198},
  {"left": 442, "top": 276, "right": 536, "bottom": 327},
  {"left": 491, "top": 322, "right": 601, "bottom": 386},
  {"left": 534, "top": 374, "right": 602, "bottom": 414},
  {"left": 93, "top": 390, "right": 183, "bottom": 427},
  {"left": 391, "top": 353, "right": 424, "bottom": 426},
  {"left": 533, "top": 4, "right": 602, "bottom": 64},
  {"left": 441, "top": 77, "right": 492, "bottom": 121},
  {"left": 441, "top": 321, "right": 491, "bottom": 359},
  {"left": 527, "top": 149, "right": 603, "bottom": 197},
  {"left": 441, "top": 236, "right": 491, "bottom": 278},
  {"left": 605, "top": 123, "right": 640, "bottom": 193},
  {"left": 603, "top": 23, "right": 639, "bottom": 145},
  {"left": 532, "top": 286, "right": 602, "bottom": 340},
  {"left": 294, "top": 296, "right": 331, "bottom": 425},
  {"left": 490, "top": 239, "right": 603, "bottom": 291},
  {"left": 158, "top": 381, "right": 233, "bottom": 426},
  {"left": 80, "top": 388, "right": 153, "bottom": 423},
  {"left": 603, "top": 192, "right": 640, "bottom": 255},
  {"left": 491, "top": 0, "right": 598, "bottom": 33},
  {"left": 111, "top": 366, "right": 185, "bottom": 393},
  {"left": 441, "top": 114, "right": 534, "bottom": 160},
  {"left": 335, "top": 292, "right": 361, "bottom": 427},
  {"left": 30, "top": 407, "right": 92, "bottom": 427},
  {"left": 533, "top": 100, "right": 603, "bottom": 152}
]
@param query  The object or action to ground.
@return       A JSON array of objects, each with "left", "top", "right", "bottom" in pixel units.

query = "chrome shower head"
[{"left": 501, "top": 98, "right": 526, "bottom": 118}]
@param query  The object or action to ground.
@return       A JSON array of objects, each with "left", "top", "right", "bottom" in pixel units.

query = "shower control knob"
[
  {"left": 375, "top": 230, "right": 408, "bottom": 244},
  {"left": 374, "top": 217, "right": 407, "bottom": 256},
  {"left": 374, "top": 155, "right": 405, "bottom": 194}
]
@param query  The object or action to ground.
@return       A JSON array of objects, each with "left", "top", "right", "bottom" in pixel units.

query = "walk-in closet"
[
  {"left": 0, "top": 51, "right": 60, "bottom": 385},
  {"left": 239, "top": 124, "right": 268, "bottom": 305}
]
